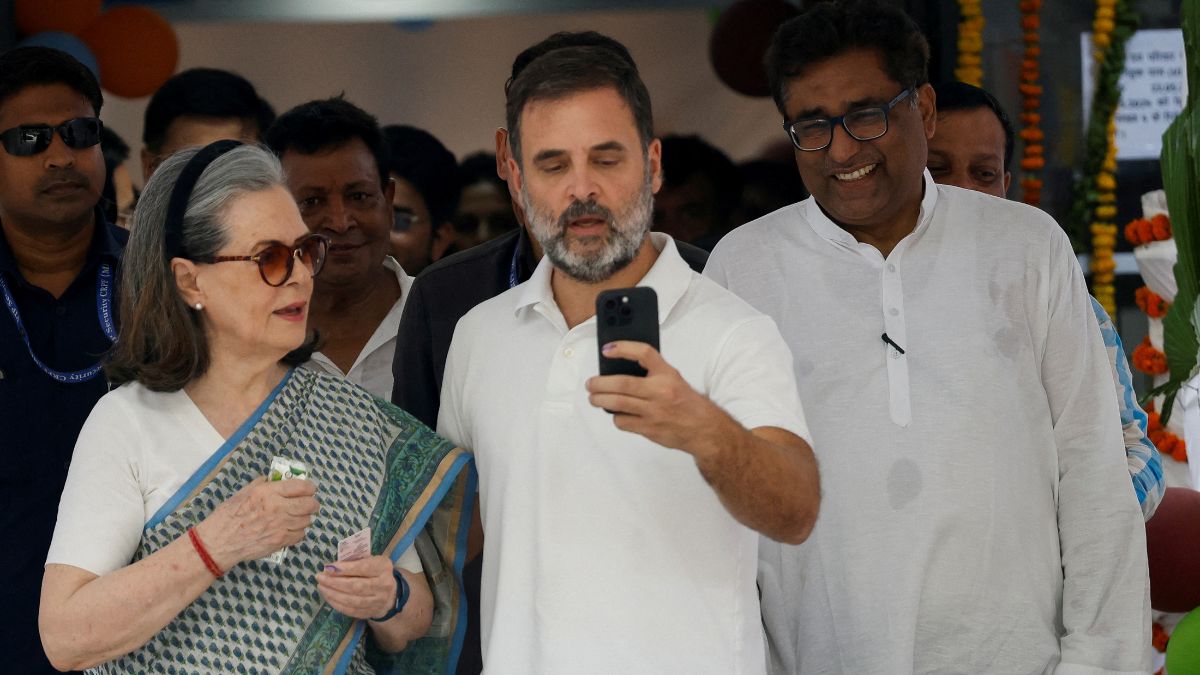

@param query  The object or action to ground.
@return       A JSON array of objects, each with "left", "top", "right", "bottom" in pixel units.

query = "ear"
[
  {"left": 507, "top": 152, "right": 524, "bottom": 197},
  {"left": 171, "top": 258, "right": 204, "bottom": 308},
  {"left": 1003, "top": 170, "right": 1012, "bottom": 195},
  {"left": 647, "top": 138, "right": 663, "bottom": 194},
  {"left": 140, "top": 147, "right": 157, "bottom": 183},
  {"left": 384, "top": 175, "right": 397, "bottom": 203},
  {"left": 431, "top": 221, "right": 455, "bottom": 262},
  {"left": 495, "top": 128, "right": 509, "bottom": 180},
  {"left": 917, "top": 83, "right": 936, "bottom": 141}
]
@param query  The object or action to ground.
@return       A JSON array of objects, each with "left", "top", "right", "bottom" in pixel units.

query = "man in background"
[
  {"left": 267, "top": 97, "right": 409, "bottom": 400},
  {"left": 0, "top": 47, "right": 125, "bottom": 675},
  {"left": 653, "top": 134, "right": 742, "bottom": 250},
  {"left": 382, "top": 124, "right": 458, "bottom": 275},
  {"left": 140, "top": 67, "right": 273, "bottom": 180}
]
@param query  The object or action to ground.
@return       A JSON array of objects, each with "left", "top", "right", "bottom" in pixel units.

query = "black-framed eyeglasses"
[
  {"left": 0, "top": 117, "right": 103, "bottom": 157},
  {"left": 783, "top": 88, "right": 913, "bottom": 152},
  {"left": 200, "top": 234, "right": 329, "bottom": 286},
  {"left": 393, "top": 208, "right": 423, "bottom": 233}
]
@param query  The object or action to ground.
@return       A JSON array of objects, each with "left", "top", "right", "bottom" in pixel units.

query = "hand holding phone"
[{"left": 596, "top": 287, "right": 660, "bottom": 377}]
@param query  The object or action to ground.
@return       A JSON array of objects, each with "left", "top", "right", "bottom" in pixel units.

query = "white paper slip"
[{"left": 338, "top": 527, "right": 372, "bottom": 562}]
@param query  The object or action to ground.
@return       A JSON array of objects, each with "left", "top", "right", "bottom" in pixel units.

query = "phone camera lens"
[
  {"left": 605, "top": 299, "right": 617, "bottom": 310},
  {"left": 606, "top": 316, "right": 617, "bottom": 326}
]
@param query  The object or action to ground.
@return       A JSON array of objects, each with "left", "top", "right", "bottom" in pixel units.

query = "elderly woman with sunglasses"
[{"left": 38, "top": 142, "right": 474, "bottom": 674}]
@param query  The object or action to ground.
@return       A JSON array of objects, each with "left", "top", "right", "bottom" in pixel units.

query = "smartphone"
[{"left": 596, "top": 287, "right": 660, "bottom": 377}]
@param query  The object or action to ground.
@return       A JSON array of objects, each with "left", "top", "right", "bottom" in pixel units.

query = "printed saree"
[{"left": 90, "top": 368, "right": 475, "bottom": 675}]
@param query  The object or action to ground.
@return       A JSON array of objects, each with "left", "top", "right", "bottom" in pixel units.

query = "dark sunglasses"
[
  {"left": 0, "top": 117, "right": 103, "bottom": 157},
  {"left": 202, "top": 234, "right": 329, "bottom": 286}
]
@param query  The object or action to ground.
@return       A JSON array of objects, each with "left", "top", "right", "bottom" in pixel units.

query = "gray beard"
[{"left": 521, "top": 179, "right": 653, "bottom": 284}]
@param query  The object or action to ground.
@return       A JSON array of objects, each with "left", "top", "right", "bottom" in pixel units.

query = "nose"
[
  {"left": 825, "top": 121, "right": 862, "bottom": 165},
  {"left": 323, "top": 197, "right": 355, "bottom": 234},
  {"left": 565, "top": 164, "right": 600, "bottom": 204},
  {"left": 43, "top": 130, "right": 76, "bottom": 170}
]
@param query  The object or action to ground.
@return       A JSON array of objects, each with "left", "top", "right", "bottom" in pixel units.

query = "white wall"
[{"left": 98, "top": 9, "right": 789, "bottom": 185}]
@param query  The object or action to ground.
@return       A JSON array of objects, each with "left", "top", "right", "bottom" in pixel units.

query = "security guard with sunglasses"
[{"left": 0, "top": 47, "right": 126, "bottom": 675}]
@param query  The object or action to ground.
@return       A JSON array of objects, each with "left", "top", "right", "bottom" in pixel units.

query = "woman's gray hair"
[{"left": 106, "top": 144, "right": 296, "bottom": 391}]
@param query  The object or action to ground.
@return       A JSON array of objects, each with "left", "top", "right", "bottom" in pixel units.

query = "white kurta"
[
  {"left": 438, "top": 234, "right": 810, "bottom": 675},
  {"left": 705, "top": 173, "right": 1150, "bottom": 674},
  {"left": 305, "top": 256, "right": 412, "bottom": 400}
]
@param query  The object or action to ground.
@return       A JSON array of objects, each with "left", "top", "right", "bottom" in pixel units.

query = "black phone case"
[{"left": 596, "top": 287, "right": 660, "bottom": 377}]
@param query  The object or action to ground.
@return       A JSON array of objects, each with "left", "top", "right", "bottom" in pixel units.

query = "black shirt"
[
  {"left": 391, "top": 227, "right": 707, "bottom": 675},
  {"left": 0, "top": 213, "right": 126, "bottom": 675}
]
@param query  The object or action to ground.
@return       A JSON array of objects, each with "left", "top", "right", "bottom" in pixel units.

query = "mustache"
[
  {"left": 37, "top": 169, "right": 93, "bottom": 192},
  {"left": 557, "top": 200, "right": 613, "bottom": 229}
]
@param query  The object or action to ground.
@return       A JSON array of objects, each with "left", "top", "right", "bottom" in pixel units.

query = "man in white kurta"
[
  {"left": 708, "top": 174, "right": 1150, "bottom": 672},
  {"left": 705, "top": 2, "right": 1150, "bottom": 672}
]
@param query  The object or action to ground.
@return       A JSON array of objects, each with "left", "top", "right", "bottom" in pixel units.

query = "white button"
[
  {"left": 564, "top": 347, "right": 575, "bottom": 358},
  {"left": 887, "top": 263, "right": 896, "bottom": 273},
  {"left": 889, "top": 308, "right": 899, "bottom": 316},
  {"left": 890, "top": 349, "right": 901, "bottom": 359}
]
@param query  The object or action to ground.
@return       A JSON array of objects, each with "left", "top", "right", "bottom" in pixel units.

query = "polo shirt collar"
[
  {"left": 514, "top": 232, "right": 692, "bottom": 325},
  {"left": 803, "top": 169, "right": 939, "bottom": 252}
]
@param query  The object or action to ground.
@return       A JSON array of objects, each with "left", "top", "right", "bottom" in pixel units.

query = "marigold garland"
[
  {"left": 955, "top": 0, "right": 984, "bottom": 86},
  {"left": 1147, "top": 407, "right": 1188, "bottom": 462},
  {"left": 1069, "top": 0, "right": 1138, "bottom": 315},
  {"left": 1135, "top": 286, "right": 1169, "bottom": 318},
  {"left": 1133, "top": 336, "right": 1169, "bottom": 376},
  {"left": 1123, "top": 213, "right": 1173, "bottom": 246},
  {"left": 1018, "top": 0, "right": 1044, "bottom": 205},
  {"left": 1153, "top": 622, "right": 1169, "bottom": 653}
]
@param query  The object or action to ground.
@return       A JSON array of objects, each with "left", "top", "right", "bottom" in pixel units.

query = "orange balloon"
[
  {"left": 80, "top": 6, "right": 179, "bottom": 99},
  {"left": 15, "top": 0, "right": 102, "bottom": 36}
]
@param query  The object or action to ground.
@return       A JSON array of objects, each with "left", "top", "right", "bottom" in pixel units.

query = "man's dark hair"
[
  {"left": 505, "top": 44, "right": 653, "bottom": 165},
  {"left": 142, "top": 68, "right": 271, "bottom": 153},
  {"left": 265, "top": 96, "right": 389, "bottom": 188},
  {"left": 661, "top": 135, "right": 742, "bottom": 222},
  {"left": 0, "top": 46, "right": 102, "bottom": 115},
  {"left": 506, "top": 31, "right": 636, "bottom": 95},
  {"left": 933, "top": 81, "right": 1014, "bottom": 171},
  {"left": 383, "top": 125, "right": 461, "bottom": 226},
  {"left": 766, "top": 0, "right": 930, "bottom": 116}
]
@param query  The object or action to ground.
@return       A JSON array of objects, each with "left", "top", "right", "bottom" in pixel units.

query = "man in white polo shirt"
[{"left": 437, "top": 40, "right": 820, "bottom": 675}]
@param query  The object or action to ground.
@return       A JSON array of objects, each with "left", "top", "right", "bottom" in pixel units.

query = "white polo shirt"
[
  {"left": 438, "top": 233, "right": 809, "bottom": 675},
  {"left": 305, "top": 256, "right": 412, "bottom": 400}
]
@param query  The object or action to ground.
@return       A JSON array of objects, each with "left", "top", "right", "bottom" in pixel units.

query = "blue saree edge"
[
  {"left": 144, "top": 368, "right": 295, "bottom": 530},
  {"left": 332, "top": 621, "right": 367, "bottom": 675},
  {"left": 339, "top": 449, "right": 477, "bottom": 674},
  {"left": 444, "top": 459, "right": 478, "bottom": 675}
]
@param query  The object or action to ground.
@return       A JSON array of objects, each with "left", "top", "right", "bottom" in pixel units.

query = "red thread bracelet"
[{"left": 188, "top": 527, "right": 224, "bottom": 578}]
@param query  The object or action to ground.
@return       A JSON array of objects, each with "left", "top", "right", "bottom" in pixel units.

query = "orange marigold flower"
[
  {"left": 1151, "top": 213, "right": 1172, "bottom": 239},
  {"left": 1136, "top": 286, "right": 1169, "bottom": 318},
  {"left": 1020, "top": 156, "right": 1045, "bottom": 170},
  {"left": 1133, "top": 337, "right": 1169, "bottom": 375},
  {"left": 1125, "top": 218, "right": 1150, "bottom": 245},
  {"left": 1153, "top": 622, "right": 1170, "bottom": 653},
  {"left": 1022, "top": 15, "right": 1039, "bottom": 30}
]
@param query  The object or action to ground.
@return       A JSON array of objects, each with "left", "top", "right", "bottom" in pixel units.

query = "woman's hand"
[
  {"left": 315, "top": 555, "right": 397, "bottom": 620},
  {"left": 195, "top": 477, "right": 319, "bottom": 570}
]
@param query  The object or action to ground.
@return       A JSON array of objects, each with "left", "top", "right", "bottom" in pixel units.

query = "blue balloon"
[{"left": 17, "top": 32, "right": 101, "bottom": 82}]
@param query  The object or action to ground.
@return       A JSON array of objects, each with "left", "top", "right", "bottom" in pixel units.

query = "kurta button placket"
[{"left": 880, "top": 254, "right": 911, "bottom": 428}]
